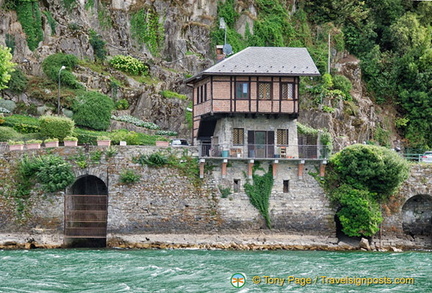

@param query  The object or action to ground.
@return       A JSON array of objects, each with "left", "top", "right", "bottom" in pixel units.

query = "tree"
[
  {"left": 0, "top": 45, "right": 16, "bottom": 90},
  {"left": 325, "top": 144, "right": 410, "bottom": 237},
  {"left": 72, "top": 91, "right": 114, "bottom": 131}
]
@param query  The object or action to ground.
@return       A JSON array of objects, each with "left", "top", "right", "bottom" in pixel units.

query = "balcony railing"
[{"left": 199, "top": 143, "right": 330, "bottom": 159}]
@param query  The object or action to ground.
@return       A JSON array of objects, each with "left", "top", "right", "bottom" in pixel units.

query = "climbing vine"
[
  {"left": 297, "top": 121, "right": 333, "bottom": 156},
  {"left": 244, "top": 163, "right": 273, "bottom": 228},
  {"left": 15, "top": 0, "right": 43, "bottom": 51},
  {"left": 130, "top": 8, "right": 165, "bottom": 56}
]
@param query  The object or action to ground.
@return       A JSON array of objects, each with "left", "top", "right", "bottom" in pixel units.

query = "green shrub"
[
  {"left": 0, "top": 126, "right": 20, "bottom": 142},
  {"left": 109, "top": 55, "right": 148, "bottom": 76},
  {"left": 109, "top": 129, "right": 140, "bottom": 145},
  {"left": 64, "top": 136, "right": 78, "bottom": 141},
  {"left": 74, "top": 128, "right": 104, "bottom": 145},
  {"left": 3, "top": 115, "right": 40, "bottom": 133},
  {"left": 119, "top": 169, "right": 141, "bottom": 184},
  {"left": 7, "top": 68, "right": 28, "bottom": 93},
  {"left": 325, "top": 144, "right": 410, "bottom": 237},
  {"left": 332, "top": 74, "right": 353, "bottom": 98},
  {"left": 115, "top": 99, "right": 129, "bottom": 110},
  {"left": 219, "top": 185, "right": 231, "bottom": 198},
  {"left": 39, "top": 115, "right": 75, "bottom": 141},
  {"left": 89, "top": 29, "right": 107, "bottom": 61},
  {"left": 7, "top": 140, "right": 24, "bottom": 145},
  {"left": 42, "top": 53, "right": 82, "bottom": 89},
  {"left": 72, "top": 91, "right": 114, "bottom": 130},
  {"left": 19, "top": 154, "right": 75, "bottom": 193},
  {"left": 134, "top": 152, "right": 168, "bottom": 167},
  {"left": 136, "top": 132, "right": 166, "bottom": 145},
  {"left": 328, "top": 144, "right": 410, "bottom": 201},
  {"left": 26, "top": 139, "right": 42, "bottom": 144},
  {"left": 160, "top": 90, "right": 187, "bottom": 100},
  {"left": 332, "top": 185, "right": 383, "bottom": 237}
]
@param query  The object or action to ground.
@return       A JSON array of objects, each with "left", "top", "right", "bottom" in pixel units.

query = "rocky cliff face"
[
  {"left": 0, "top": 0, "right": 398, "bottom": 146},
  {"left": 299, "top": 54, "right": 400, "bottom": 151}
]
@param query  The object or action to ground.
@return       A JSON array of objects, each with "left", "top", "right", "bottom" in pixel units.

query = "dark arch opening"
[
  {"left": 64, "top": 175, "right": 108, "bottom": 248},
  {"left": 70, "top": 175, "right": 108, "bottom": 195},
  {"left": 402, "top": 194, "right": 432, "bottom": 237}
]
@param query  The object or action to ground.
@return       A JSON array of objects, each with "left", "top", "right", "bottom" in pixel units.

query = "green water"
[{"left": 0, "top": 249, "right": 430, "bottom": 292}]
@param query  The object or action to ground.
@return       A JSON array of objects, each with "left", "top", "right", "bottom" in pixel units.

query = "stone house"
[{"left": 186, "top": 47, "right": 320, "bottom": 159}]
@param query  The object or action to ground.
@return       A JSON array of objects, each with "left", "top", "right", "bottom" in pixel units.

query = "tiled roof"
[{"left": 186, "top": 47, "right": 320, "bottom": 83}]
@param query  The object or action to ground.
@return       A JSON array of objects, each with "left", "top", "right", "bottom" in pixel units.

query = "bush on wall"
[
  {"left": 7, "top": 68, "right": 28, "bottom": 93},
  {"left": 42, "top": 53, "right": 82, "bottom": 89},
  {"left": 109, "top": 55, "right": 148, "bottom": 76},
  {"left": 325, "top": 144, "right": 410, "bottom": 237},
  {"left": 39, "top": 115, "right": 75, "bottom": 141},
  {"left": 72, "top": 91, "right": 114, "bottom": 130}
]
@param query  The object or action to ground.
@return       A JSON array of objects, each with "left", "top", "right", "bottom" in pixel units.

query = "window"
[
  {"left": 196, "top": 83, "right": 207, "bottom": 104},
  {"left": 277, "top": 129, "right": 289, "bottom": 145},
  {"left": 233, "top": 128, "right": 244, "bottom": 145},
  {"left": 283, "top": 180, "right": 290, "bottom": 193},
  {"left": 281, "top": 82, "right": 294, "bottom": 100},
  {"left": 233, "top": 179, "right": 240, "bottom": 192},
  {"left": 235, "top": 82, "right": 249, "bottom": 99},
  {"left": 258, "top": 82, "right": 271, "bottom": 99}
]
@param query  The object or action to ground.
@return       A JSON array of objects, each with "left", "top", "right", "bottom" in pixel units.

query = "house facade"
[{"left": 186, "top": 47, "right": 320, "bottom": 158}]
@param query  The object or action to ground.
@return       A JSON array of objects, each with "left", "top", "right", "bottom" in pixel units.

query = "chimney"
[{"left": 216, "top": 45, "right": 226, "bottom": 62}]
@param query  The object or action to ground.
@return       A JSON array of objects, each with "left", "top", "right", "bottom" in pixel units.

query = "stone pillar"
[
  {"left": 320, "top": 160, "right": 327, "bottom": 177},
  {"left": 221, "top": 159, "right": 228, "bottom": 178},
  {"left": 298, "top": 160, "right": 305, "bottom": 178},
  {"left": 199, "top": 159, "right": 205, "bottom": 179},
  {"left": 248, "top": 160, "right": 254, "bottom": 179},
  {"left": 272, "top": 160, "right": 279, "bottom": 178}
]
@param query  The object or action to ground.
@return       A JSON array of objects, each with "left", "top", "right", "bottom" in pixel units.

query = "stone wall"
[
  {"left": 0, "top": 146, "right": 333, "bottom": 238},
  {"left": 378, "top": 164, "right": 432, "bottom": 248}
]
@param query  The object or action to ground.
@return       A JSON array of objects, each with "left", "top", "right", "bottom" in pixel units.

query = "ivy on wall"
[
  {"left": 15, "top": 0, "right": 44, "bottom": 51},
  {"left": 297, "top": 121, "right": 333, "bottom": 156},
  {"left": 244, "top": 163, "right": 274, "bottom": 228},
  {"left": 130, "top": 8, "right": 165, "bottom": 56},
  {"left": 4, "top": 154, "right": 75, "bottom": 216}
]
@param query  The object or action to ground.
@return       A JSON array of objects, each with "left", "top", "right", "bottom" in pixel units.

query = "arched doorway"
[
  {"left": 402, "top": 194, "right": 432, "bottom": 237},
  {"left": 64, "top": 175, "right": 108, "bottom": 248}
]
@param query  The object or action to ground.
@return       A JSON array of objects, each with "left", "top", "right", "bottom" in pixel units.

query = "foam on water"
[{"left": 0, "top": 249, "right": 430, "bottom": 292}]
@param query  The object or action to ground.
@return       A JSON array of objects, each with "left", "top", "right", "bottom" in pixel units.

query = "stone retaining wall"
[{"left": 0, "top": 146, "right": 431, "bottom": 249}]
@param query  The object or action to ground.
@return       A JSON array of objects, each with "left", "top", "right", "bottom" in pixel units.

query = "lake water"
[{"left": 0, "top": 249, "right": 431, "bottom": 292}]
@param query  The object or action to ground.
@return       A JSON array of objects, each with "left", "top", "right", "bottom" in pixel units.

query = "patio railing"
[{"left": 199, "top": 143, "right": 331, "bottom": 159}]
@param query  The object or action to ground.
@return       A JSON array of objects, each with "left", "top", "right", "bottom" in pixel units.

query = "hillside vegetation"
[{"left": 0, "top": 0, "right": 431, "bottom": 150}]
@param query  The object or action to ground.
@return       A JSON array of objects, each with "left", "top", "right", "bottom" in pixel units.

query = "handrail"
[{"left": 198, "top": 143, "right": 331, "bottom": 159}]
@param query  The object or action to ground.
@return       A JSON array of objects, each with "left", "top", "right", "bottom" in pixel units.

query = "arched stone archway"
[
  {"left": 64, "top": 175, "right": 108, "bottom": 248},
  {"left": 70, "top": 175, "right": 108, "bottom": 195},
  {"left": 402, "top": 194, "right": 432, "bottom": 237}
]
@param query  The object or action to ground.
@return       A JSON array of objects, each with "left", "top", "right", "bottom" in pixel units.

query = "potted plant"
[
  {"left": 44, "top": 138, "right": 59, "bottom": 148},
  {"left": 26, "top": 139, "right": 42, "bottom": 150},
  {"left": 7, "top": 140, "right": 24, "bottom": 151},
  {"left": 63, "top": 136, "right": 78, "bottom": 147},
  {"left": 156, "top": 140, "right": 169, "bottom": 147},
  {"left": 97, "top": 136, "right": 111, "bottom": 147}
]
